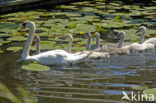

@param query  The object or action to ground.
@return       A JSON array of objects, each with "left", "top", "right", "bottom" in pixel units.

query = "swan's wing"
[
  {"left": 144, "top": 38, "right": 156, "bottom": 45},
  {"left": 30, "top": 50, "right": 69, "bottom": 65},
  {"left": 142, "top": 43, "right": 155, "bottom": 50}
]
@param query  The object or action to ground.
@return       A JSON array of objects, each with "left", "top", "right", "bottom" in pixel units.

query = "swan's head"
[
  {"left": 83, "top": 32, "right": 91, "bottom": 38},
  {"left": 20, "top": 21, "right": 36, "bottom": 30},
  {"left": 114, "top": 31, "right": 125, "bottom": 40},
  {"left": 34, "top": 36, "right": 40, "bottom": 42},
  {"left": 64, "top": 34, "right": 73, "bottom": 40},
  {"left": 93, "top": 32, "right": 100, "bottom": 40},
  {"left": 135, "top": 26, "right": 146, "bottom": 34}
]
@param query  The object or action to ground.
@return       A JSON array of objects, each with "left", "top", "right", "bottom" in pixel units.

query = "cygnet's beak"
[
  {"left": 135, "top": 29, "right": 141, "bottom": 34},
  {"left": 113, "top": 35, "right": 119, "bottom": 40}
]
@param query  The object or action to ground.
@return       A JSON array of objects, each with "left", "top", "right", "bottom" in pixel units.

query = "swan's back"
[
  {"left": 128, "top": 42, "right": 155, "bottom": 53},
  {"left": 144, "top": 38, "right": 156, "bottom": 46},
  {"left": 27, "top": 49, "right": 92, "bottom": 65},
  {"left": 28, "top": 50, "right": 69, "bottom": 65},
  {"left": 94, "top": 44, "right": 129, "bottom": 55}
]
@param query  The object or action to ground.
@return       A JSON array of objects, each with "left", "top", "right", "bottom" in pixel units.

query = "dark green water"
[{"left": 0, "top": 0, "right": 156, "bottom": 103}]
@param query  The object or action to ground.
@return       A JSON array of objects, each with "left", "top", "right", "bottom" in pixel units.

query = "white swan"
[
  {"left": 19, "top": 21, "right": 92, "bottom": 65},
  {"left": 94, "top": 31, "right": 130, "bottom": 55},
  {"left": 84, "top": 32, "right": 110, "bottom": 59}
]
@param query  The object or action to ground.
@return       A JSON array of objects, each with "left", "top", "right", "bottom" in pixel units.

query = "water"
[
  {"left": 0, "top": 0, "right": 156, "bottom": 102},
  {"left": 1, "top": 48, "right": 156, "bottom": 102}
]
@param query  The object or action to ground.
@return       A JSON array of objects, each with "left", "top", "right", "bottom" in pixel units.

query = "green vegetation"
[
  {"left": 22, "top": 63, "right": 50, "bottom": 71},
  {"left": 0, "top": 0, "right": 156, "bottom": 53}
]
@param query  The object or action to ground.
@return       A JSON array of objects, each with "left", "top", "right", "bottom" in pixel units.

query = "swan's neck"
[
  {"left": 86, "top": 34, "right": 91, "bottom": 50},
  {"left": 118, "top": 37, "right": 124, "bottom": 48},
  {"left": 22, "top": 27, "right": 35, "bottom": 59},
  {"left": 139, "top": 31, "right": 145, "bottom": 44},
  {"left": 67, "top": 38, "right": 73, "bottom": 53},
  {"left": 36, "top": 37, "right": 40, "bottom": 54},
  {"left": 96, "top": 36, "right": 100, "bottom": 48}
]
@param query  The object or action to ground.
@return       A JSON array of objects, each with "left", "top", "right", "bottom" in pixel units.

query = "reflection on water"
[{"left": 0, "top": 49, "right": 156, "bottom": 103}]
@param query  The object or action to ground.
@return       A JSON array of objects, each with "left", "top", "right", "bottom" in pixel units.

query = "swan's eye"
[{"left": 22, "top": 23, "right": 27, "bottom": 29}]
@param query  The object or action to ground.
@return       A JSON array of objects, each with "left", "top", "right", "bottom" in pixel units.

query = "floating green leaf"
[
  {"left": 22, "top": 64, "right": 50, "bottom": 71},
  {"left": 8, "top": 36, "right": 27, "bottom": 41},
  {"left": 7, "top": 47, "right": 23, "bottom": 52},
  {"left": 143, "top": 88, "right": 156, "bottom": 100}
]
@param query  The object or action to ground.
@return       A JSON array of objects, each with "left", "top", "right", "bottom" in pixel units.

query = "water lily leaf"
[
  {"left": 8, "top": 36, "right": 27, "bottom": 41},
  {"left": 22, "top": 64, "right": 50, "bottom": 71},
  {"left": 143, "top": 88, "right": 156, "bottom": 100},
  {"left": 7, "top": 47, "right": 23, "bottom": 52},
  {"left": 81, "top": 7, "right": 98, "bottom": 12},
  {"left": 31, "top": 41, "right": 56, "bottom": 50},
  {"left": 0, "top": 22, "right": 18, "bottom": 33},
  {"left": 70, "top": 24, "right": 96, "bottom": 34},
  {"left": 57, "top": 5, "right": 79, "bottom": 10},
  {"left": 0, "top": 39, "right": 11, "bottom": 46},
  {"left": 0, "top": 49, "right": 4, "bottom": 53}
]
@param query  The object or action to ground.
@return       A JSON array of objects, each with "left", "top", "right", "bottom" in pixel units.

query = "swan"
[
  {"left": 19, "top": 21, "right": 93, "bottom": 65},
  {"left": 127, "top": 26, "right": 155, "bottom": 52},
  {"left": 33, "top": 36, "right": 40, "bottom": 54},
  {"left": 94, "top": 31, "right": 130, "bottom": 55},
  {"left": 136, "top": 26, "right": 156, "bottom": 47},
  {"left": 84, "top": 32, "right": 92, "bottom": 50},
  {"left": 84, "top": 32, "right": 110, "bottom": 59},
  {"left": 93, "top": 32, "right": 100, "bottom": 49},
  {"left": 63, "top": 34, "right": 73, "bottom": 53}
]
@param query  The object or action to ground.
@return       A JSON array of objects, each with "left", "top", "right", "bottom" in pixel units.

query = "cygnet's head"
[
  {"left": 34, "top": 36, "right": 40, "bottom": 42},
  {"left": 19, "top": 21, "right": 35, "bottom": 31},
  {"left": 64, "top": 34, "right": 73, "bottom": 40},
  {"left": 114, "top": 31, "right": 125, "bottom": 40},
  {"left": 93, "top": 32, "right": 100, "bottom": 40},
  {"left": 83, "top": 32, "right": 91, "bottom": 38},
  {"left": 135, "top": 26, "right": 146, "bottom": 34}
]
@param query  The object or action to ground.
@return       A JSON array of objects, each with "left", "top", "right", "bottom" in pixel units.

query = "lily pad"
[
  {"left": 22, "top": 64, "right": 50, "bottom": 71},
  {"left": 8, "top": 36, "right": 27, "bottom": 41},
  {"left": 7, "top": 47, "right": 23, "bottom": 52},
  {"left": 143, "top": 88, "right": 156, "bottom": 100}
]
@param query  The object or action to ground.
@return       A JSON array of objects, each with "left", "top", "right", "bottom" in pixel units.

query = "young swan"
[
  {"left": 19, "top": 21, "right": 93, "bottom": 65},
  {"left": 94, "top": 31, "right": 130, "bottom": 55},
  {"left": 33, "top": 36, "right": 40, "bottom": 54},
  {"left": 127, "top": 26, "right": 155, "bottom": 52},
  {"left": 136, "top": 26, "right": 156, "bottom": 47},
  {"left": 64, "top": 33, "right": 109, "bottom": 59},
  {"left": 84, "top": 32, "right": 110, "bottom": 59},
  {"left": 64, "top": 34, "right": 73, "bottom": 53}
]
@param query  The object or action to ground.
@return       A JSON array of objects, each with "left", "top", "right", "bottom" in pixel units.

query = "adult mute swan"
[
  {"left": 84, "top": 32, "right": 110, "bottom": 59},
  {"left": 94, "top": 31, "right": 130, "bottom": 55},
  {"left": 19, "top": 21, "right": 92, "bottom": 65}
]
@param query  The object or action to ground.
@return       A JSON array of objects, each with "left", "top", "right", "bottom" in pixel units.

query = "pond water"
[{"left": 0, "top": 0, "right": 156, "bottom": 103}]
